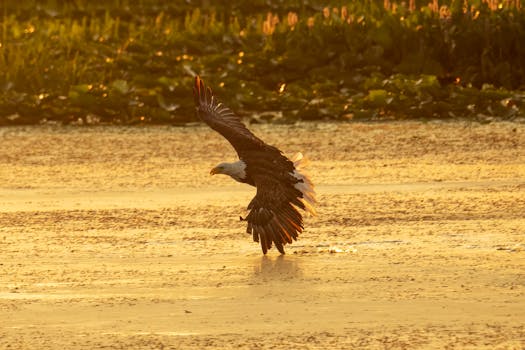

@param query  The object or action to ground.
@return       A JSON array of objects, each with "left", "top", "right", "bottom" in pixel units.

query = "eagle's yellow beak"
[{"left": 210, "top": 167, "right": 219, "bottom": 175}]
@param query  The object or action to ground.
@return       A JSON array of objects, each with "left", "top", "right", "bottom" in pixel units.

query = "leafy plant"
[{"left": 0, "top": 0, "right": 524, "bottom": 125}]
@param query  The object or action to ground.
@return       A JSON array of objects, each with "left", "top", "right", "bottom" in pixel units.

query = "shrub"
[{"left": 0, "top": 0, "right": 524, "bottom": 124}]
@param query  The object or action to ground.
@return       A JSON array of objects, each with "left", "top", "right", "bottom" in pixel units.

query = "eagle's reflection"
[{"left": 252, "top": 255, "right": 302, "bottom": 280}]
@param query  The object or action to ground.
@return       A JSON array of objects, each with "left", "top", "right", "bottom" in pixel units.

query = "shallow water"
[{"left": 1, "top": 121, "right": 524, "bottom": 349}]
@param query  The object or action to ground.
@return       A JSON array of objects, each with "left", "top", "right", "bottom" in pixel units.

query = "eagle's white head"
[{"left": 210, "top": 160, "right": 247, "bottom": 183}]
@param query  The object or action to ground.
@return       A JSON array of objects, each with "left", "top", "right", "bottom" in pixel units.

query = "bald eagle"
[{"left": 193, "top": 76, "right": 316, "bottom": 254}]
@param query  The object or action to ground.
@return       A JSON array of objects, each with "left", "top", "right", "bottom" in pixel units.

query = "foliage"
[{"left": 0, "top": 0, "right": 524, "bottom": 125}]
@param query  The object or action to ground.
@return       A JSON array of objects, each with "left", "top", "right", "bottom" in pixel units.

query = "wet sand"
[{"left": 0, "top": 121, "right": 524, "bottom": 349}]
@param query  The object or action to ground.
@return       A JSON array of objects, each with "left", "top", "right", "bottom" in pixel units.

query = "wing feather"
[
  {"left": 246, "top": 174, "right": 307, "bottom": 254},
  {"left": 193, "top": 76, "right": 264, "bottom": 155}
]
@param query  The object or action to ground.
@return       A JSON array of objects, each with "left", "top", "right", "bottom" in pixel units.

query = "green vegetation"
[{"left": 1, "top": 0, "right": 524, "bottom": 125}]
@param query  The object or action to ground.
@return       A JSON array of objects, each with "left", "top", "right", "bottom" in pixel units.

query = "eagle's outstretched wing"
[
  {"left": 193, "top": 76, "right": 266, "bottom": 155},
  {"left": 193, "top": 76, "right": 316, "bottom": 254}
]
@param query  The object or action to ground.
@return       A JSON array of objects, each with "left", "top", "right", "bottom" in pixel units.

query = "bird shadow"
[{"left": 251, "top": 254, "right": 303, "bottom": 281}]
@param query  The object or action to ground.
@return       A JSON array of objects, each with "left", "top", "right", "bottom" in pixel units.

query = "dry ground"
[{"left": 0, "top": 121, "right": 524, "bottom": 349}]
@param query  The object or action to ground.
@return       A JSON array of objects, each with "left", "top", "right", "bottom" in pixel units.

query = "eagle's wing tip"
[
  {"left": 194, "top": 75, "right": 200, "bottom": 91},
  {"left": 193, "top": 76, "right": 200, "bottom": 102},
  {"left": 206, "top": 86, "right": 213, "bottom": 102},
  {"left": 193, "top": 75, "right": 216, "bottom": 109},
  {"left": 194, "top": 75, "right": 211, "bottom": 107}
]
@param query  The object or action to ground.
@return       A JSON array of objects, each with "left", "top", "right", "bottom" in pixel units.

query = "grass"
[{"left": 0, "top": 0, "right": 524, "bottom": 125}]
